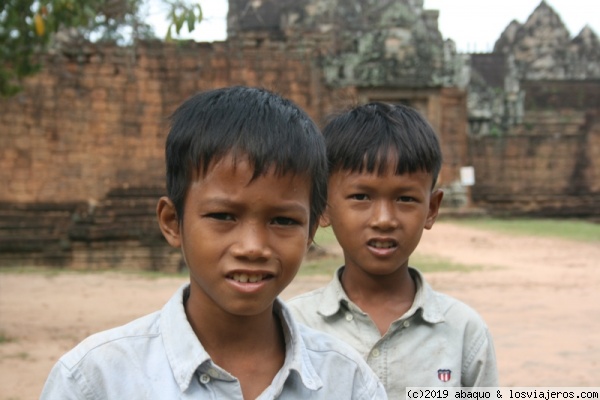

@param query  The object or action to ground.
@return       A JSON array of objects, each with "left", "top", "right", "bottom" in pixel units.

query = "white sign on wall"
[{"left": 460, "top": 166, "right": 475, "bottom": 186}]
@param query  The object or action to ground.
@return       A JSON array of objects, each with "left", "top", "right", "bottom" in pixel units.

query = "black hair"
[
  {"left": 165, "top": 86, "right": 327, "bottom": 229},
  {"left": 322, "top": 102, "right": 442, "bottom": 187}
]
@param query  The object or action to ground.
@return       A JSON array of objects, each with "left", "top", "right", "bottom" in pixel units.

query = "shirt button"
[
  {"left": 403, "top": 320, "right": 410, "bottom": 328},
  {"left": 371, "top": 348, "right": 380, "bottom": 358},
  {"left": 345, "top": 313, "right": 354, "bottom": 321},
  {"left": 199, "top": 374, "right": 211, "bottom": 384}
]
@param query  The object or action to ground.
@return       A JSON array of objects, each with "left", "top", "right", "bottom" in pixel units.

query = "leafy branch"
[{"left": 0, "top": 0, "right": 203, "bottom": 97}]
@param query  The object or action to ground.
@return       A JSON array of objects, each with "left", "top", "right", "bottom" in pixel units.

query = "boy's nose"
[
  {"left": 369, "top": 201, "right": 399, "bottom": 230},
  {"left": 230, "top": 223, "right": 272, "bottom": 261}
]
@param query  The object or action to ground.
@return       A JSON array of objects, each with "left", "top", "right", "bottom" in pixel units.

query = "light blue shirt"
[{"left": 41, "top": 284, "right": 387, "bottom": 400}]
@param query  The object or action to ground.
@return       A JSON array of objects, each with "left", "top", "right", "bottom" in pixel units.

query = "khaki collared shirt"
[{"left": 287, "top": 267, "right": 498, "bottom": 398}]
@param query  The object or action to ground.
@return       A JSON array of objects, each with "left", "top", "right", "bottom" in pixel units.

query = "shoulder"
[
  {"left": 280, "top": 299, "right": 369, "bottom": 377},
  {"left": 429, "top": 288, "right": 488, "bottom": 329},
  {"left": 297, "top": 323, "right": 359, "bottom": 358},
  {"left": 286, "top": 284, "right": 339, "bottom": 329},
  {"left": 296, "top": 322, "right": 374, "bottom": 376},
  {"left": 287, "top": 286, "right": 328, "bottom": 309},
  {"left": 41, "top": 309, "right": 185, "bottom": 399},
  {"left": 296, "top": 324, "right": 386, "bottom": 398},
  {"left": 59, "top": 311, "right": 162, "bottom": 370},
  {"left": 417, "top": 278, "right": 498, "bottom": 384},
  {"left": 416, "top": 271, "right": 488, "bottom": 329},
  {"left": 422, "top": 282, "right": 496, "bottom": 358},
  {"left": 287, "top": 273, "right": 344, "bottom": 318}
]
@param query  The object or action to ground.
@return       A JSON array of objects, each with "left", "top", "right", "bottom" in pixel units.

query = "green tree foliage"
[{"left": 0, "top": 0, "right": 203, "bottom": 96}]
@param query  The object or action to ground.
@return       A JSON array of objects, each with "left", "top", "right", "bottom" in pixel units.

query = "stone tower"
[{"left": 227, "top": 0, "right": 446, "bottom": 87}]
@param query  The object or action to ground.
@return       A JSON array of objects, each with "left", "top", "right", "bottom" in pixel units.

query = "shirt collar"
[
  {"left": 161, "top": 284, "right": 322, "bottom": 393},
  {"left": 271, "top": 299, "right": 323, "bottom": 393},
  {"left": 407, "top": 267, "right": 445, "bottom": 324},
  {"left": 316, "top": 267, "right": 349, "bottom": 317},
  {"left": 161, "top": 284, "right": 212, "bottom": 392},
  {"left": 316, "top": 266, "right": 446, "bottom": 324}
]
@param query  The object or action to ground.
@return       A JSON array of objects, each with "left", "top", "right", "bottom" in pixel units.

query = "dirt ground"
[{"left": 1, "top": 221, "right": 599, "bottom": 399}]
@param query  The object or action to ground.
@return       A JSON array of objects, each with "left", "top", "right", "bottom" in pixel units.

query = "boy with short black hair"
[
  {"left": 288, "top": 102, "right": 498, "bottom": 396},
  {"left": 41, "top": 87, "right": 387, "bottom": 399}
]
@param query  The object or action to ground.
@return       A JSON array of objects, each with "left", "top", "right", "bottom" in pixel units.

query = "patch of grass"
[
  {"left": 0, "top": 266, "right": 61, "bottom": 275},
  {"left": 118, "top": 269, "right": 188, "bottom": 280},
  {"left": 313, "top": 226, "right": 339, "bottom": 247},
  {"left": 299, "top": 256, "right": 343, "bottom": 277},
  {"left": 298, "top": 251, "right": 481, "bottom": 277},
  {"left": 0, "top": 331, "right": 14, "bottom": 344},
  {"left": 446, "top": 217, "right": 600, "bottom": 243},
  {"left": 0, "top": 266, "right": 187, "bottom": 280},
  {"left": 5, "top": 351, "right": 30, "bottom": 360},
  {"left": 410, "top": 253, "right": 485, "bottom": 273}
]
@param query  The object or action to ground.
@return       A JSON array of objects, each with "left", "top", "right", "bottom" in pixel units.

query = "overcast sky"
[{"left": 145, "top": 0, "right": 599, "bottom": 53}]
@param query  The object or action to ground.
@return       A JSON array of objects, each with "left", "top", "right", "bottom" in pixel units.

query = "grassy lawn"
[{"left": 444, "top": 217, "right": 600, "bottom": 243}]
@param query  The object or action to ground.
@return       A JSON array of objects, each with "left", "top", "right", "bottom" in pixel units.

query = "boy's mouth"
[
  {"left": 229, "top": 272, "right": 269, "bottom": 283},
  {"left": 367, "top": 240, "right": 397, "bottom": 249}
]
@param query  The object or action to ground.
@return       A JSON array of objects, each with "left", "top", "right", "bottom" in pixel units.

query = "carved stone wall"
[
  {"left": 0, "top": 39, "right": 355, "bottom": 269},
  {"left": 0, "top": 35, "right": 462, "bottom": 269},
  {"left": 468, "top": 81, "right": 600, "bottom": 216},
  {"left": 1, "top": 0, "right": 598, "bottom": 270},
  {"left": 228, "top": 0, "right": 446, "bottom": 87},
  {"left": 494, "top": 1, "right": 600, "bottom": 80},
  {"left": 462, "top": 2, "right": 600, "bottom": 215},
  {"left": 468, "top": 110, "right": 600, "bottom": 216},
  {"left": 463, "top": 1, "right": 600, "bottom": 137},
  {"left": 0, "top": 40, "right": 353, "bottom": 205}
]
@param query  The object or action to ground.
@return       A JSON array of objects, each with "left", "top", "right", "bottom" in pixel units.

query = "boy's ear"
[
  {"left": 307, "top": 224, "right": 318, "bottom": 248},
  {"left": 424, "top": 189, "right": 444, "bottom": 230},
  {"left": 319, "top": 208, "right": 331, "bottom": 228},
  {"left": 156, "top": 197, "right": 182, "bottom": 248}
]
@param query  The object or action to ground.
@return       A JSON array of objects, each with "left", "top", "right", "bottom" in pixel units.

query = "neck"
[
  {"left": 341, "top": 266, "right": 417, "bottom": 335},
  {"left": 184, "top": 291, "right": 284, "bottom": 357},
  {"left": 341, "top": 265, "right": 416, "bottom": 307}
]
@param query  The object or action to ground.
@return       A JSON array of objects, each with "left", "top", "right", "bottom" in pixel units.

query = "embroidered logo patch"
[{"left": 437, "top": 369, "right": 451, "bottom": 382}]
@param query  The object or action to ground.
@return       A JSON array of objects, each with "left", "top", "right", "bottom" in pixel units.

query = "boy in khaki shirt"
[{"left": 288, "top": 102, "right": 498, "bottom": 397}]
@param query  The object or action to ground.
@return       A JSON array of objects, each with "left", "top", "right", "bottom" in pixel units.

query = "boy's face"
[
  {"left": 323, "top": 165, "right": 443, "bottom": 278},
  {"left": 157, "top": 155, "right": 313, "bottom": 318}
]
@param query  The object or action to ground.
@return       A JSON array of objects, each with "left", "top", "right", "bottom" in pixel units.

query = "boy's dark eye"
[
  {"left": 272, "top": 217, "right": 299, "bottom": 226},
  {"left": 398, "top": 196, "right": 415, "bottom": 203},
  {"left": 350, "top": 194, "right": 369, "bottom": 201},
  {"left": 206, "top": 213, "right": 234, "bottom": 221}
]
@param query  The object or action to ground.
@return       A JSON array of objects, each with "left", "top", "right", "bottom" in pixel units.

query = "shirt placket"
[{"left": 194, "top": 365, "right": 243, "bottom": 400}]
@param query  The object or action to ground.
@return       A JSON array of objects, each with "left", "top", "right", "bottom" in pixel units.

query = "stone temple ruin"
[
  {"left": 463, "top": 1, "right": 600, "bottom": 136},
  {"left": 0, "top": 0, "right": 598, "bottom": 269}
]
